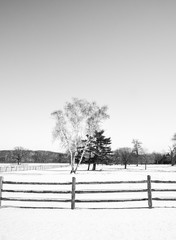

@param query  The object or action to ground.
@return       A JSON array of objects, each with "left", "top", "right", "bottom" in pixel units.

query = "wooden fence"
[
  {"left": 0, "top": 175, "right": 176, "bottom": 209},
  {"left": 0, "top": 164, "right": 65, "bottom": 172}
]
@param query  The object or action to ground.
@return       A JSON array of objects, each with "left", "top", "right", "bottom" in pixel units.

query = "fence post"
[
  {"left": 71, "top": 177, "right": 76, "bottom": 210},
  {"left": 147, "top": 175, "right": 152, "bottom": 208},
  {"left": 0, "top": 176, "right": 3, "bottom": 207}
]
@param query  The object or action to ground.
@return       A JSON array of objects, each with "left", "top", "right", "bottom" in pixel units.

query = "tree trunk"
[
  {"left": 74, "top": 140, "right": 89, "bottom": 173},
  {"left": 145, "top": 162, "right": 147, "bottom": 170},
  {"left": 74, "top": 150, "right": 85, "bottom": 173},
  {"left": 70, "top": 151, "right": 75, "bottom": 174},
  {"left": 92, "top": 163, "right": 96, "bottom": 171},
  {"left": 171, "top": 158, "right": 175, "bottom": 166},
  {"left": 87, "top": 152, "right": 91, "bottom": 171},
  {"left": 136, "top": 156, "right": 139, "bottom": 166},
  {"left": 17, "top": 158, "right": 20, "bottom": 165},
  {"left": 87, "top": 163, "right": 91, "bottom": 171},
  {"left": 171, "top": 152, "right": 175, "bottom": 166}
]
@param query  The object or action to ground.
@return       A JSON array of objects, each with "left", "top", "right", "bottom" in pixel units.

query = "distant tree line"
[
  {"left": 112, "top": 137, "right": 176, "bottom": 169},
  {"left": 0, "top": 145, "right": 175, "bottom": 168},
  {"left": 0, "top": 148, "right": 69, "bottom": 164},
  {"left": 112, "top": 149, "right": 174, "bottom": 168},
  {"left": 0, "top": 143, "right": 175, "bottom": 170}
]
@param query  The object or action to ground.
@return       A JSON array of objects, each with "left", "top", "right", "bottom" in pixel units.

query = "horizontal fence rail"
[
  {"left": 74, "top": 180, "right": 147, "bottom": 184},
  {"left": 0, "top": 178, "right": 72, "bottom": 208},
  {"left": 3, "top": 181, "right": 72, "bottom": 185},
  {"left": 0, "top": 164, "right": 68, "bottom": 173},
  {"left": 0, "top": 176, "right": 176, "bottom": 209},
  {"left": 152, "top": 180, "right": 176, "bottom": 184},
  {"left": 150, "top": 179, "right": 176, "bottom": 202}
]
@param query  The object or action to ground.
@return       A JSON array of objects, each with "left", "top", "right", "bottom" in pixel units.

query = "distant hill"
[{"left": 0, "top": 150, "right": 69, "bottom": 164}]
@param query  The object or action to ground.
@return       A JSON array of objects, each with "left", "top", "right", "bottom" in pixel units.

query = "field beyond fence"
[{"left": 1, "top": 175, "right": 176, "bottom": 209}]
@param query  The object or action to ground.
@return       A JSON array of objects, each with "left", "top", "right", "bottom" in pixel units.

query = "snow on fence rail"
[{"left": 0, "top": 175, "right": 176, "bottom": 209}]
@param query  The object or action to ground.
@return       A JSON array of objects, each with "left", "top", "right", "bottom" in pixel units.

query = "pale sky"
[{"left": 1, "top": 0, "right": 176, "bottom": 153}]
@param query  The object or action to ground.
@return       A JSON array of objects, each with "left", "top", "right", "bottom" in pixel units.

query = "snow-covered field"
[{"left": 0, "top": 164, "right": 176, "bottom": 240}]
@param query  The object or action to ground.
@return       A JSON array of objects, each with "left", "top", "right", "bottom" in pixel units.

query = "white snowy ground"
[{"left": 0, "top": 164, "right": 176, "bottom": 240}]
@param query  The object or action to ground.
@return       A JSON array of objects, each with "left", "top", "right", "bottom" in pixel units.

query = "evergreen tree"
[
  {"left": 75, "top": 130, "right": 112, "bottom": 170},
  {"left": 89, "top": 130, "right": 112, "bottom": 170}
]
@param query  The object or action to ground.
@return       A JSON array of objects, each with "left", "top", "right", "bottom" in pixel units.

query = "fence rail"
[
  {"left": 0, "top": 164, "right": 67, "bottom": 172},
  {"left": 3, "top": 181, "right": 71, "bottom": 185},
  {"left": 0, "top": 175, "right": 176, "bottom": 209}
]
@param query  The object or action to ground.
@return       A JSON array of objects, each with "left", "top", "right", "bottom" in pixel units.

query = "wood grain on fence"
[
  {"left": 147, "top": 175, "right": 152, "bottom": 208},
  {"left": 71, "top": 177, "right": 76, "bottom": 209},
  {"left": 1, "top": 197, "right": 71, "bottom": 202},
  {"left": 1, "top": 176, "right": 176, "bottom": 209},
  {"left": 3, "top": 181, "right": 72, "bottom": 185},
  {"left": 152, "top": 180, "right": 176, "bottom": 184},
  {"left": 0, "top": 179, "right": 72, "bottom": 207},
  {"left": 75, "top": 180, "right": 146, "bottom": 184},
  {"left": 0, "top": 177, "right": 3, "bottom": 207}
]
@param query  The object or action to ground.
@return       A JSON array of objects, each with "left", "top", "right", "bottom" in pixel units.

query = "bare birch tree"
[{"left": 51, "top": 98, "right": 109, "bottom": 173}]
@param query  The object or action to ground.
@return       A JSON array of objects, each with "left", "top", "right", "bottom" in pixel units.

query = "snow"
[
  {"left": 0, "top": 208, "right": 176, "bottom": 240},
  {"left": 0, "top": 164, "right": 176, "bottom": 239}
]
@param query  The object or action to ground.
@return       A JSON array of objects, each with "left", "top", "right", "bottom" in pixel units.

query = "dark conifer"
[{"left": 89, "top": 130, "right": 112, "bottom": 170}]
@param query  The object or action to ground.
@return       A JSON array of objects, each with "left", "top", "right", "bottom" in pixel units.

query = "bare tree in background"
[
  {"left": 119, "top": 148, "right": 132, "bottom": 169},
  {"left": 51, "top": 98, "right": 109, "bottom": 173},
  {"left": 141, "top": 149, "right": 149, "bottom": 170},
  {"left": 169, "top": 133, "right": 176, "bottom": 166},
  {"left": 132, "top": 139, "right": 143, "bottom": 166},
  {"left": 12, "top": 147, "right": 29, "bottom": 165}
]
